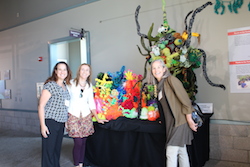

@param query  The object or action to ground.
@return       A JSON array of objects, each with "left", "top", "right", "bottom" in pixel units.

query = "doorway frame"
[{"left": 47, "top": 31, "right": 91, "bottom": 76}]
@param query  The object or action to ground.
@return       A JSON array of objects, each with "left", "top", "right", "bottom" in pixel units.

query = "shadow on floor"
[
  {"left": 0, "top": 129, "right": 73, "bottom": 167},
  {"left": 0, "top": 129, "right": 249, "bottom": 167}
]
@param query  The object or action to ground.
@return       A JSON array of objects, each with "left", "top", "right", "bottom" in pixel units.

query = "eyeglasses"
[{"left": 79, "top": 89, "right": 84, "bottom": 98}]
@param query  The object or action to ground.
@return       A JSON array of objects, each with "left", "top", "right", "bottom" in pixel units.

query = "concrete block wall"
[
  {"left": 210, "top": 122, "right": 250, "bottom": 164},
  {"left": 0, "top": 110, "right": 40, "bottom": 134}
]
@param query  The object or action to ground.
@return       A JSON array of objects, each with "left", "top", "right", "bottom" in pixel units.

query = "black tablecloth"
[
  {"left": 85, "top": 116, "right": 211, "bottom": 167},
  {"left": 187, "top": 114, "right": 212, "bottom": 167}
]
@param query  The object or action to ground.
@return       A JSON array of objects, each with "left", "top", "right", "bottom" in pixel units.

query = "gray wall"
[
  {"left": 0, "top": 0, "right": 97, "bottom": 31},
  {"left": 0, "top": 0, "right": 249, "bottom": 122}
]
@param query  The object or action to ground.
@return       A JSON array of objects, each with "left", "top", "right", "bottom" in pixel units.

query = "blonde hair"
[
  {"left": 73, "top": 63, "right": 92, "bottom": 87},
  {"left": 150, "top": 59, "right": 171, "bottom": 84}
]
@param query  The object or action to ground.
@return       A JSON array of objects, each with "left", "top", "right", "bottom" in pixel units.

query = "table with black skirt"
[
  {"left": 187, "top": 113, "right": 213, "bottom": 167},
  {"left": 85, "top": 115, "right": 212, "bottom": 167}
]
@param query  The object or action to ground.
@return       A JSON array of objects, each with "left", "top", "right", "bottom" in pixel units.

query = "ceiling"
[{"left": 0, "top": 0, "right": 98, "bottom": 32}]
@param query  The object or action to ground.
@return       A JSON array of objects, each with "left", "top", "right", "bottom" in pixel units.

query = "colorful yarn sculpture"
[
  {"left": 93, "top": 0, "right": 228, "bottom": 122},
  {"left": 214, "top": 0, "right": 244, "bottom": 14},
  {"left": 93, "top": 66, "right": 161, "bottom": 121},
  {"left": 135, "top": 0, "right": 226, "bottom": 103}
]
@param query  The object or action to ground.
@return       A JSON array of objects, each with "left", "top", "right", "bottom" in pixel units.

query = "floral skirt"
[{"left": 66, "top": 113, "right": 94, "bottom": 138}]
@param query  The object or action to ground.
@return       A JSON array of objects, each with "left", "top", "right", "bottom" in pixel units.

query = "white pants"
[{"left": 166, "top": 145, "right": 190, "bottom": 167}]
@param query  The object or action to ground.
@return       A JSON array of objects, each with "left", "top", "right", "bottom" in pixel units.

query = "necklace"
[{"left": 79, "top": 81, "right": 86, "bottom": 88}]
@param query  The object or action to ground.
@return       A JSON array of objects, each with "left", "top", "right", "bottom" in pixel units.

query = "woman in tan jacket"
[{"left": 150, "top": 59, "right": 197, "bottom": 167}]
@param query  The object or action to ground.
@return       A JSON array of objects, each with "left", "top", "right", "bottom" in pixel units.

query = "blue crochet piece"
[{"left": 108, "top": 66, "right": 126, "bottom": 90}]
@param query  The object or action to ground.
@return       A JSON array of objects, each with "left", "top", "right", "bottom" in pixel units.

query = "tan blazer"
[{"left": 163, "top": 75, "right": 194, "bottom": 127}]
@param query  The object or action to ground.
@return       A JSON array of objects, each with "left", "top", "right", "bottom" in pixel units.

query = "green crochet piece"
[{"left": 214, "top": 0, "right": 244, "bottom": 15}]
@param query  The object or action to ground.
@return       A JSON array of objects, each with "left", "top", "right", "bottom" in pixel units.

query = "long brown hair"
[
  {"left": 44, "top": 61, "right": 72, "bottom": 85},
  {"left": 73, "top": 63, "right": 92, "bottom": 87}
]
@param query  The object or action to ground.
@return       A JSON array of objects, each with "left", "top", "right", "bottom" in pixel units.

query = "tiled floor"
[
  {"left": 0, "top": 129, "right": 72, "bottom": 167},
  {"left": 0, "top": 129, "right": 249, "bottom": 167},
  {"left": 204, "top": 160, "right": 250, "bottom": 167}
]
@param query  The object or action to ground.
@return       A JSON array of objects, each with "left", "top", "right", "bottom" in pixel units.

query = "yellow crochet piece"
[
  {"left": 161, "top": 48, "right": 180, "bottom": 68},
  {"left": 95, "top": 73, "right": 113, "bottom": 86},
  {"left": 95, "top": 73, "right": 113, "bottom": 100},
  {"left": 181, "top": 31, "right": 200, "bottom": 40},
  {"left": 124, "top": 70, "right": 134, "bottom": 80}
]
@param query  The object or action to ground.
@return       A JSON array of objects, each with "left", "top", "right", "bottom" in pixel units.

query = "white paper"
[
  {"left": 197, "top": 103, "right": 213, "bottom": 114},
  {"left": 228, "top": 26, "right": 250, "bottom": 93}
]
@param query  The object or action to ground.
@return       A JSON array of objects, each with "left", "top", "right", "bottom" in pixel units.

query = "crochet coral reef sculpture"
[
  {"left": 135, "top": 0, "right": 226, "bottom": 102},
  {"left": 93, "top": 66, "right": 160, "bottom": 121},
  {"left": 93, "top": 0, "right": 227, "bottom": 122}
]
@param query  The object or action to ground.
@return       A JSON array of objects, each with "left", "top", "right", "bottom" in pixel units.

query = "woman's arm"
[
  {"left": 91, "top": 109, "right": 108, "bottom": 124},
  {"left": 168, "top": 76, "right": 198, "bottom": 131},
  {"left": 168, "top": 76, "right": 193, "bottom": 114},
  {"left": 38, "top": 89, "right": 51, "bottom": 138}
]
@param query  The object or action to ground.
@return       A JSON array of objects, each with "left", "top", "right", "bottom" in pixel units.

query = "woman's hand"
[
  {"left": 65, "top": 122, "right": 68, "bottom": 129},
  {"left": 38, "top": 89, "right": 51, "bottom": 138},
  {"left": 186, "top": 113, "right": 198, "bottom": 132},
  {"left": 40, "top": 125, "right": 50, "bottom": 138},
  {"left": 188, "top": 119, "right": 198, "bottom": 132},
  {"left": 97, "top": 118, "right": 109, "bottom": 124},
  {"left": 91, "top": 109, "right": 109, "bottom": 124}
]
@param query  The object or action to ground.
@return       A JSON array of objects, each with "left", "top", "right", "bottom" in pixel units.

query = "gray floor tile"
[{"left": 1, "top": 129, "right": 249, "bottom": 167}]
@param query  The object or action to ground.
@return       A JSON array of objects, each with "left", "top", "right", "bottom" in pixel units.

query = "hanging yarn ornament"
[
  {"left": 228, "top": 1, "right": 233, "bottom": 12},
  {"left": 162, "top": 0, "right": 168, "bottom": 30},
  {"left": 214, "top": 0, "right": 222, "bottom": 14},
  {"left": 135, "top": 5, "right": 148, "bottom": 39},
  {"left": 135, "top": 0, "right": 226, "bottom": 104},
  {"left": 199, "top": 48, "right": 226, "bottom": 90},
  {"left": 214, "top": 0, "right": 245, "bottom": 14},
  {"left": 221, "top": 1, "right": 225, "bottom": 14}
]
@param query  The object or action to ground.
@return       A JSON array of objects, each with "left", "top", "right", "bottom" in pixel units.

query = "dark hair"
[
  {"left": 44, "top": 61, "right": 72, "bottom": 85},
  {"left": 73, "top": 63, "right": 92, "bottom": 87}
]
